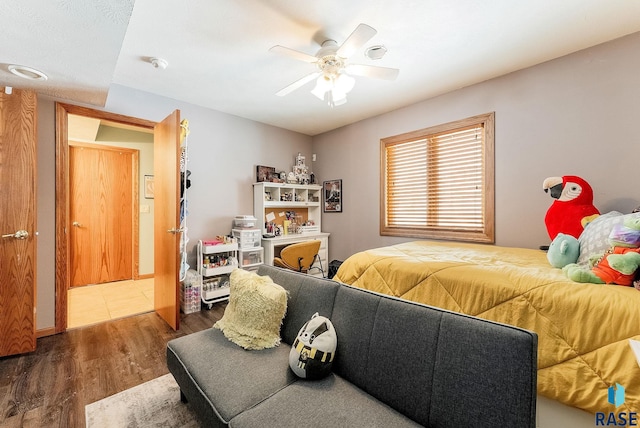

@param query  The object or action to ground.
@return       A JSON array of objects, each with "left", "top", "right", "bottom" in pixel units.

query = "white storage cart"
[{"left": 197, "top": 239, "right": 238, "bottom": 309}]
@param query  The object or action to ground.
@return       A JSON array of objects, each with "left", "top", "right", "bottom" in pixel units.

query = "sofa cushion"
[
  {"left": 288, "top": 312, "right": 337, "bottom": 379},
  {"left": 329, "top": 285, "right": 441, "bottom": 426},
  {"left": 428, "top": 312, "right": 537, "bottom": 427},
  {"left": 256, "top": 265, "right": 339, "bottom": 345},
  {"left": 329, "top": 284, "right": 537, "bottom": 428},
  {"left": 167, "top": 328, "right": 297, "bottom": 426},
  {"left": 214, "top": 268, "right": 287, "bottom": 350},
  {"left": 228, "top": 374, "right": 422, "bottom": 428}
]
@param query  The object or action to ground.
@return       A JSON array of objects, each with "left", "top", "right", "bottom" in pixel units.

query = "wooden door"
[
  {"left": 69, "top": 144, "right": 134, "bottom": 287},
  {"left": 154, "top": 110, "right": 181, "bottom": 330},
  {"left": 0, "top": 89, "right": 37, "bottom": 356}
]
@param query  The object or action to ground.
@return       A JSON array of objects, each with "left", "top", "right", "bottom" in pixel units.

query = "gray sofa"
[{"left": 167, "top": 265, "right": 537, "bottom": 427}]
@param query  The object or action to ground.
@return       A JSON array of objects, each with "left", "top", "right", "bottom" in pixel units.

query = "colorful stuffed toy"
[
  {"left": 543, "top": 175, "right": 600, "bottom": 240},
  {"left": 563, "top": 217, "right": 640, "bottom": 286},
  {"left": 289, "top": 313, "right": 337, "bottom": 380},
  {"left": 546, "top": 233, "right": 580, "bottom": 268}
]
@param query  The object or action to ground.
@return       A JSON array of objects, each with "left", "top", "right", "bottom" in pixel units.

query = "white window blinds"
[{"left": 381, "top": 113, "right": 494, "bottom": 242}]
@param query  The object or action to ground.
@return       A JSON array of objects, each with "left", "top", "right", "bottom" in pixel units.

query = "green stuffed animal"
[
  {"left": 563, "top": 216, "right": 640, "bottom": 285},
  {"left": 547, "top": 233, "right": 580, "bottom": 268}
]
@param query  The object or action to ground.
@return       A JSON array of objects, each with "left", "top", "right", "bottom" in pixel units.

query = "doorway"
[{"left": 55, "top": 104, "right": 157, "bottom": 332}]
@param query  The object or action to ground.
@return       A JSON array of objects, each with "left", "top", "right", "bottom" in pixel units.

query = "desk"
[{"left": 262, "top": 232, "right": 329, "bottom": 277}]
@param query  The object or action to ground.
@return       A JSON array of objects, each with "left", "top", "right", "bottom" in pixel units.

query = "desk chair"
[{"left": 273, "top": 240, "right": 323, "bottom": 276}]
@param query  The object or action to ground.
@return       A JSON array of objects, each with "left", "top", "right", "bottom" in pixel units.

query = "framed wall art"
[
  {"left": 256, "top": 165, "right": 276, "bottom": 182},
  {"left": 323, "top": 179, "right": 342, "bottom": 213},
  {"left": 144, "top": 175, "right": 155, "bottom": 199}
]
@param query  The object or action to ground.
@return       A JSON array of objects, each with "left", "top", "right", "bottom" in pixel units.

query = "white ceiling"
[{"left": 2, "top": 1, "right": 640, "bottom": 136}]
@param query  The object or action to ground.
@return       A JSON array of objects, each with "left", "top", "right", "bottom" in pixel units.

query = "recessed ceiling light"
[
  {"left": 365, "top": 45, "right": 387, "bottom": 60},
  {"left": 8, "top": 64, "right": 48, "bottom": 81}
]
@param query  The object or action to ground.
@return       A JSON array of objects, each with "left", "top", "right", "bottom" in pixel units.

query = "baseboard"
[
  {"left": 138, "top": 273, "right": 154, "bottom": 280},
  {"left": 36, "top": 327, "right": 56, "bottom": 338}
]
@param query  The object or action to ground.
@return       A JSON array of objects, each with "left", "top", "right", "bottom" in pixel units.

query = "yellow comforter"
[{"left": 334, "top": 240, "right": 640, "bottom": 415}]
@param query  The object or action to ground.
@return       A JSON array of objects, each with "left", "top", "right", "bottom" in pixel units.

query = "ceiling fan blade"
[
  {"left": 269, "top": 45, "right": 318, "bottom": 63},
  {"left": 346, "top": 64, "right": 399, "bottom": 80},
  {"left": 336, "top": 23, "right": 377, "bottom": 59},
  {"left": 276, "top": 72, "right": 322, "bottom": 97}
]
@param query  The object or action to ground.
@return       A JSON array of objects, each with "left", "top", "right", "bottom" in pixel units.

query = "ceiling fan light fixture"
[
  {"left": 311, "top": 75, "right": 332, "bottom": 100},
  {"left": 272, "top": 23, "right": 398, "bottom": 107},
  {"left": 311, "top": 73, "right": 353, "bottom": 107},
  {"left": 325, "top": 89, "right": 347, "bottom": 108},
  {"left": 331, "top": 88, "right": 348, "bottom": 104},
  {"left": 334, "top": 73, "right": 355, "bottom": 94}
]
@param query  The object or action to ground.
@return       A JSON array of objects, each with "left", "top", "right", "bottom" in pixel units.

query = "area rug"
[{"left": 85, "top": 374, "right": 200, "bottom": 427}]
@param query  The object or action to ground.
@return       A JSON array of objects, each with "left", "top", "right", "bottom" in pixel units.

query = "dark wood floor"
[{"left": 0, "top": 304, "right": 226, "bottom": 428}]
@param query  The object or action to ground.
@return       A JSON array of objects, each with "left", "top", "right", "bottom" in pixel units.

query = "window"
[{"left": 380, "top": 112, "right": 494, "bottom": 243}]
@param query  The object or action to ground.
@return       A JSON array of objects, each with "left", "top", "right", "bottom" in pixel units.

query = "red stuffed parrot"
[{"left": 543, "top": 175, "right": 600, "bottom": 240}]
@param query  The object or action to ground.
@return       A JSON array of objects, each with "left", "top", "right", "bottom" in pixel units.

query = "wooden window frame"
[{"left": 380, "top": 112, "right": 495, "bottom": 243}]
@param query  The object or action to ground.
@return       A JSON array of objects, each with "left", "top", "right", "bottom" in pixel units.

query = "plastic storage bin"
[
  {"left": 232, "top": 228, "right": 261, "bottom": 249},
  {"left": 239, "top": 247, "right": 264, "bottom": 269},
  {"left": 180, "top": 270, "right": 201, "bottom": 314}
]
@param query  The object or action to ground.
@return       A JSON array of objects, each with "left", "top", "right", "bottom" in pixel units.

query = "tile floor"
[{"left": 67, "top": 278, "right": 154, "bottom": 329}]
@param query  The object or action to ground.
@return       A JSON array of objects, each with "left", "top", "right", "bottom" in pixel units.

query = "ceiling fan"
[{"left": 270, "top": 23, "right": 399, "bottom": 107}]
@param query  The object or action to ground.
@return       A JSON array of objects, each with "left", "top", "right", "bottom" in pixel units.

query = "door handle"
[
  {"left": 2, "top": 230, "right": 29, "bottom": 240},
  {"left": 72, "top": 221, "right": 82, "bottom": 227},
  {"left": 167, "top": 228, "right": 184, "bottom": 234}
]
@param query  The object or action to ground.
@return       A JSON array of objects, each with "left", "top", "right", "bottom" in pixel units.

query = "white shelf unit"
[
  {"left": 197, "top": 240, "right": 238, "bottom": 308},
  {"left": 253, "top": 182, "right": 322, "bottom": 236},
  {"left": 254, "top": 182, "right": 329, "bottom": 277}
]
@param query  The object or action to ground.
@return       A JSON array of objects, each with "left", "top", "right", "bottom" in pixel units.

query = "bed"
[{"left": 334, "top": 240, "right": 640, "bottom": 416}]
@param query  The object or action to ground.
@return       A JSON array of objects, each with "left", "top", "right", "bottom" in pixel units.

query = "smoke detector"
[{"left": 150, "top": 57, "right": 168, "bottom": 69}]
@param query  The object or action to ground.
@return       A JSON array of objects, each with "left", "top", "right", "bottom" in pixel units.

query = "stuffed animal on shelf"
[
  {"left": 543, "top": 175, "right": 600, "bottom": 240},
  {"left": 547, "top": 233, "right": 580, "bottom": 268},
  {"left": 289, "top": 313, "right": 337, "bottom": 380},
  {"left": 563, "top": 217, "right": 640, "bottom": 286}
]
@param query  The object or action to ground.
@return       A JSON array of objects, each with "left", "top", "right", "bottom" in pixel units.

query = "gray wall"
[{"left": 312, "top": 32, "right": 640, "bottom": 262}]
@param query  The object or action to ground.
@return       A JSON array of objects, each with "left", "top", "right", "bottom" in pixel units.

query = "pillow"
[
  {"left": 289, "top": 313, "right": 337, "bottom": 380},
  {"left": 577, "top": 211, "right": 640, "bottom": 265},
  {"left": 213, "top": 269, "right": 287, "bottom": 350}
]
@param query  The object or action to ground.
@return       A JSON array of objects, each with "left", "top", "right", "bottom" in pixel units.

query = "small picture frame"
[
  {"left": 256, "top": 165, "right": 275, "bottom": 182},
  {"left": 323, "top": 179, "right": 342, "bottom": 213},
  {"left": 144, "top": 175, "right": 154, "bottom": 199}
]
